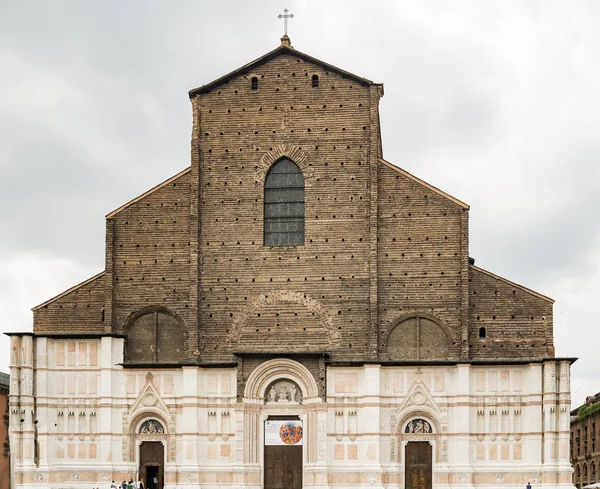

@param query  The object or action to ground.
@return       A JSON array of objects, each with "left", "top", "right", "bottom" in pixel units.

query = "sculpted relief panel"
[
  {"left": 265, "top": 379, "right": 302, "bottom": 404},
  {"left": 405, "top": 418, "right": 432, "bottom": 434}
]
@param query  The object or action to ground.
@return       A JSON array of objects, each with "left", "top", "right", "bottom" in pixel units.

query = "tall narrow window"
[
  {"left": 479, "top": 327, "right": 486, "bottom": 339},
  {"left": 311, "top": 74, "right": 319, "bottom": 88},
  {"left": 251, "top": 76, "right": 258, "bottom": 91},
  {"left": 264, "top": 158, "right": 305, "bottom": 246}
]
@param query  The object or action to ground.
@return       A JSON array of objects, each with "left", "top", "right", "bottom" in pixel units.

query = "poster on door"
[{"left": 265, "top": 420, "right": 303, "bottom": 446}]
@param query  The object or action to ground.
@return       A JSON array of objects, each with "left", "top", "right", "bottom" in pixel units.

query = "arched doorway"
[
  {"left": 400, "top": 418, "right": 437, "bottom": 489},
  {"left": 135, "top": 419, "right": 167, "bottom": 489},
  {"left": 242, "top": 358, "right": 327, "bottom": 489}
]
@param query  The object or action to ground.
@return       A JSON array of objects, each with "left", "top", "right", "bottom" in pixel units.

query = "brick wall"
[
  {"left": 106, "top": 169, "right": 196, "bottom": 361},
  {"left": 468, "top": 265, "right": 554, "bottom": 358},
  {"left": 377, "top": 162, "right": 468, "bottom": 359},
  {"left": 33, "top": 273, "right": 105, "bottom": 334},
  {"left": 191, "top": 54, "right": 379, "bottom": 361},
  {"left": 31, "top": 47, "right": 556, "bottom": 364}
]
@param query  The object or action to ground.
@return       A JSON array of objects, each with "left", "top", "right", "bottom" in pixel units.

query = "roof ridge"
[
  {"left": 106, "top": 166, "right": 191, "bottom": 218},
  {"left": 189, "top": 45, "right": 375, "bottom": 98},
  {"left": 32, "top": 271, "right": 105, "bottom": 311},
  {"left": 379, "top": 158, "right": 469, "bottom": 209},
  {"left": 470, "top": 264, "right": 554, "bottom": 303}
]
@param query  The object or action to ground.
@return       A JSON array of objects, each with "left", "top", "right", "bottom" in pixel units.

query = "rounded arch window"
[
  {"left": 126, "top": 309, "right": 184, "bottom": 363},
  {"left": 311, "top": 74, "right": 319, "bottom": 88},
  {"left": 386, "top": 316, "right": 449, "bottom": 360},
  {"left": 264, "top": 158, "right": 305, "bottom": 246}
]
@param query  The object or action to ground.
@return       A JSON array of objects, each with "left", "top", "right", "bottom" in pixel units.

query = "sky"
[{"left": 1, "top": 0, "right": 599, "bottom": 408}]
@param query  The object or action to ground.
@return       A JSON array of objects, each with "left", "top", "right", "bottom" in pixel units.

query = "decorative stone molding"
[
  {"left": 230, "top": 290, "right": 339, "bottom": 349},
  {"left": 254, "top": 144, "right": 315, "bottom": 186},
  {"left": 243, "top": 358, "right": 321, "bottom": 403}
]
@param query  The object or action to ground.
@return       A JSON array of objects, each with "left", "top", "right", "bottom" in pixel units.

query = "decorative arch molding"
[
  {"left": 122, "top": 306, "right": 187, "bottom": 363},
  {"left": 244, "top": 358, "right": 321, "bottom": 404},
  {"left": 127, "top": 411, "right": 171, "bottom": 462},
  {"left": 254, "top": 144, "right": 315, "bottom": 186},
  {"left": 384, "top": 312, "right": 451, "bottom": 361},
  {"left": 394, "top": 408, "right": 441, "bottom": 436},
  {"left": 122, "top": 305, "right": 186, "bottom": 332},
  {"left": 229, "top": 290, "right": 340, "bottom": 348},
  {"left": 130, "top": 411, "right": 170, "bottom": 436},
  {"left": 383, "top": 312, "right": 451, "bottom": 346},
  {"left": 390, "top": 404, "right": 446, "bottom": 465}
]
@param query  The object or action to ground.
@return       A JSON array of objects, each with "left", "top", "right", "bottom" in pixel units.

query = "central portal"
[
  {"left": 405, "top": 441, "right": 432, "bottom": 489},
  {"left": 264, "top": 416, "right": 303, "bottom": 489}
]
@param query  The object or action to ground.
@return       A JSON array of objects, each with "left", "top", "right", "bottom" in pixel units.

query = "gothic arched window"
[
  {"left": 264, "top": 158, "right": 305, "bottom": 246},
  {"left": 126, "top": 309, "right": 184, "bottom": 363}
]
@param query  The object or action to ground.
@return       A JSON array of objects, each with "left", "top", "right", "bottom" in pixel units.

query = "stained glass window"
[{"left": 264, "top": 158, "right": 305, "bottom": 246}]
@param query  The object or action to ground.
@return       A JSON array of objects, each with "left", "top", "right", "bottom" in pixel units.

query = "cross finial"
[{"left": 278, "top": 8, "right": 294, "bottom": 36}]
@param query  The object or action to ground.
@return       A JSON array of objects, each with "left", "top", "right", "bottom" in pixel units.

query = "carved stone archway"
[
  {"left": 128, "top": 413, "right": 171, "bottom": 464},
  {"left": 243, "top": 357, "right": 320, "bottom": 404},
  {"left": 240, "top": 358, "right": 327, "bottom": 475},
  {"left": 391, "top": 408, "right": 444, "bottom": 465}
]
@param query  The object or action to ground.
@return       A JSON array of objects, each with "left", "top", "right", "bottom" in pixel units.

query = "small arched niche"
[
  {"left": 264, "top": 378, "right": 303, "bottom": 404},
  {"left": 126, "top": 308, "right": 185, "bottom": 363},
  {"left": 386, "top": 316, "right": 449, "bottom": 360}
]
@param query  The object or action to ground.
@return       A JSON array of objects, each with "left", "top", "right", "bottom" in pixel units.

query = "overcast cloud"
[{"left": 1, "top": 0, "right": 598, "bottom": 407}]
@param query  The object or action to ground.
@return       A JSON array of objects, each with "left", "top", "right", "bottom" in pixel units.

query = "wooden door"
[
  {"left": 139, "top": 441, "right": 163, "bottom": 489},
  {"left": 264, "top": 444, "right": 302, "bottom": 489},
  {"left": 405, "top": 441, "right": 432, "bottom": 489}
]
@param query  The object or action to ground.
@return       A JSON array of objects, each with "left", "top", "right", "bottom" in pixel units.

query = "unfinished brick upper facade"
[
  {"left": 9, "top": 37, "right": 574, "bottom": 489},
  {"left": 31, "top": 39, "right": 555, "bottom": 363}
]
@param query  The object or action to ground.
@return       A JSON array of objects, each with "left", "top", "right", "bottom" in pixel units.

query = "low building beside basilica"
[
  {"left": 6, "top": 36, "right": 575, "bottom": 489},
  {"left": 570, "top": 392, "right": 600, "bottom": 488}
]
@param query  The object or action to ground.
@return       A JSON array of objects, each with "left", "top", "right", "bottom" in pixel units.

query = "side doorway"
[
  {"left": 139, "top": 441, "right": 164, "bottom": 489},
  {"left": 405, "top": 441, "right": 432, "bottom": 489}
]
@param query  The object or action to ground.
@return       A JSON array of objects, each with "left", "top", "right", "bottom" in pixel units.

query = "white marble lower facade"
[{"left": 8, "top": 335, "right": 575, "bottom": 488}]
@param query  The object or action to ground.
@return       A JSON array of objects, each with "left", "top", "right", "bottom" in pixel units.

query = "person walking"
[{"left": 526, "top": 482, "right": 532, "bottom": 489}]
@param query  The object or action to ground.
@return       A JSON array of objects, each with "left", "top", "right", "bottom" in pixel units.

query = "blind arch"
[
  {"left": 125, "top": 309, "right": 184, "bottom": 363},
  {"left": 264, "top": 158, "right": 305, "bottom": 246}
]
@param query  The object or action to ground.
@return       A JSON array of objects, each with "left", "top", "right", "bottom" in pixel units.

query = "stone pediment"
[
  {"left": 397, "top": 378, "right": 440, "bottom": 417},
  {"left": 129, "top": 372, "right": 170, "bottom": 420}
]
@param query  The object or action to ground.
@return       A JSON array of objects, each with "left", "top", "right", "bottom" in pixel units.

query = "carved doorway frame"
[
  {"left": 131, "top": 416, "right": 168, "bottom": 484},
  {"left": 242, "top": 358, "right": 327, "bottom": 487},
  {"left": 396, "top": 414, "right": 440, "bottom": 488}
]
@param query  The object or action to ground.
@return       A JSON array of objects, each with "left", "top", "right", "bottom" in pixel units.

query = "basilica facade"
[{"left": 7, "top": 37, "right": 575, "bottom": 489}]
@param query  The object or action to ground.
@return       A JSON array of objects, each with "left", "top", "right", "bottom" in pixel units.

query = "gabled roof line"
[
  {"left": 106, "top": 167, "right": 191, "bottom": 218},
  {"left": 470, "top": 264, "right": 554, "bottom": 303},
  {"left": 189, "top": 44, "right": 375, "bottom": 98},
  {"left": 379, "top": 158, "right": 470, "bottom": 209},
  {"left": 32, "top": 271, "right": 105, "bottom": 311}
]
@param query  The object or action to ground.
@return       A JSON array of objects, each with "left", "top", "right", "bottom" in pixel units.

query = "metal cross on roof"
[{"left": 278, "top": 8, "right": 294, "bottom": 36}]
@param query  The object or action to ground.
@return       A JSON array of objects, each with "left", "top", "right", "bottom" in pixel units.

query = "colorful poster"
[{"left": 264, "top": 420, "right": 303, "bottom": 446}]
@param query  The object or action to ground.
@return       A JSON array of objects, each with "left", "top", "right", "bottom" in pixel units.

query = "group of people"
[{"left": 110, "top": 479, "right": 144, "bottom": 489}]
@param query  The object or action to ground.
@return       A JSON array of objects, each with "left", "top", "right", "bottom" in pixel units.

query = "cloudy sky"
[{"left": 1, "top": 1, "right": 599, "bottom": 407}]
